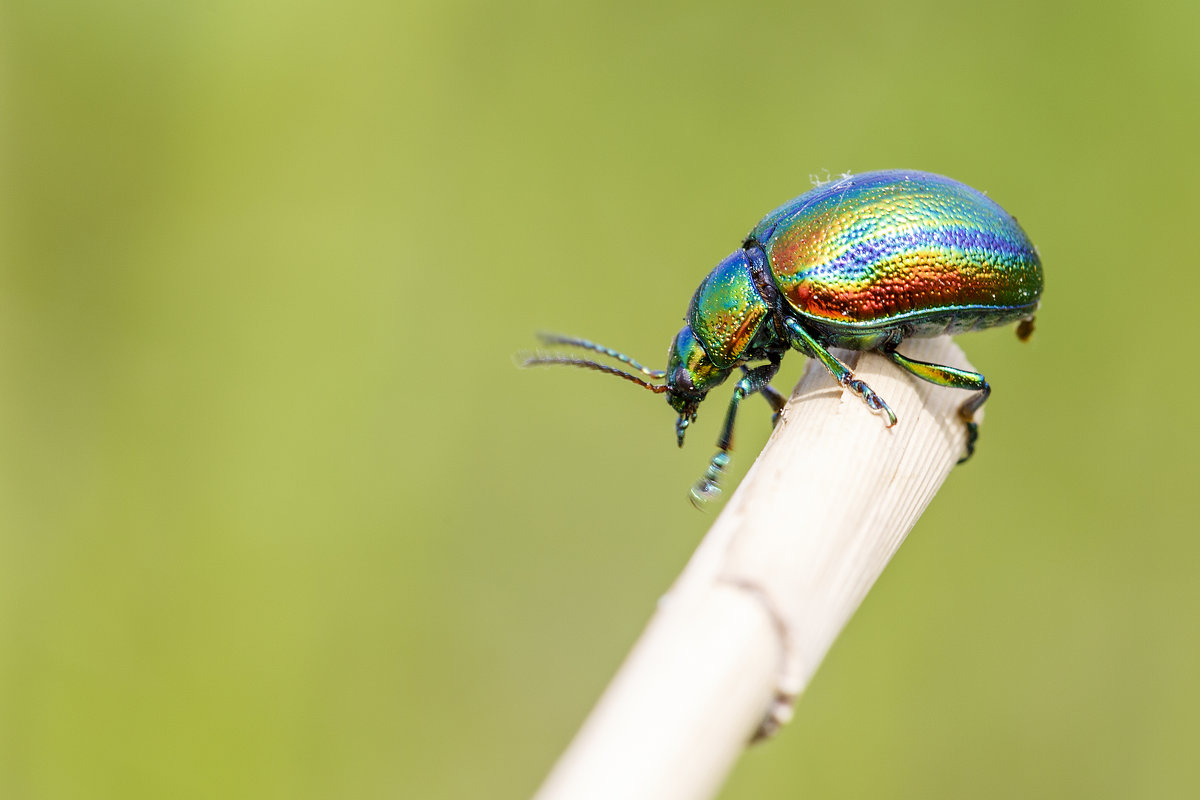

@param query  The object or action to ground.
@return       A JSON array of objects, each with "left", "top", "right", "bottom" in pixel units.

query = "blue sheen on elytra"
[{"left": 751, "top": 170, "right": 1042, "bottom": 327}]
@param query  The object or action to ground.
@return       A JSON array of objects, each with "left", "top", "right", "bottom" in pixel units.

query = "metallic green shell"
[{"left": 685, "top": 249, "right": 771, "bottom": 369}]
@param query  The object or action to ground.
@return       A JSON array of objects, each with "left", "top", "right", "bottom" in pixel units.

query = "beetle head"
[{"left": 665, "top": 324, "right": 729, "bottom": 446}]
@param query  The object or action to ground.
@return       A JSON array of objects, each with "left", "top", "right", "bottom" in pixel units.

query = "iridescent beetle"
[{"left": 527, "top": 170, "right": 1043, "bottom": 506}]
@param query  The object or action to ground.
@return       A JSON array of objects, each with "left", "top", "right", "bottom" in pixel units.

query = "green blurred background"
[{"left": 2, "top": 0, "right": 1197, "bottom": 797}]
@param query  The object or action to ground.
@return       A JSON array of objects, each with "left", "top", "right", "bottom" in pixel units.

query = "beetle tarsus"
[
  {"left": 690, "top": 451, "right": 730, "bottom": 508},
  {"left": 845, "top": 376, "right": 898, "bottom": 427},
  {"left": 954, "top": 382, "right": 990, "bottom": 463},
  {"left": 688, "top": 480, "right": 719, "bottom": 508},
  {"left": 957, "top": 421, "right": 980, "bottom": 464}
]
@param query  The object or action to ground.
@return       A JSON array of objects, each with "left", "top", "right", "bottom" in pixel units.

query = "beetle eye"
[{"left": 671, "top": 368, "right": 696, "bottom": 395}]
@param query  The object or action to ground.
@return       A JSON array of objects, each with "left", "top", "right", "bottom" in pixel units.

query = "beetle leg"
[
  {"left": 783, "top": 319, "right": 897, "bottom": 426},
  {"left": 740, "top": 365, "right": 787, "bottom": 424},
  {"left": 882, "top": 346, "right": 990, "bottom": 463},
  {"left": 691, "top": 361, "right": 781, "bottom": 508}
]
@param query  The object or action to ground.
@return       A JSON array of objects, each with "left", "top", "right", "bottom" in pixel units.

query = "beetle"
[{"left": 526, "top": 170, "right": 1043, "bottom": 506}]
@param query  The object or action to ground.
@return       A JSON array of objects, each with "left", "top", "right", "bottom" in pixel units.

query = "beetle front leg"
[
  {"left": 783, "top": 319, "right": 897, "bottom": 426},
  {"left": 690, "top": 360, "right": 781, "bottom": 508}
]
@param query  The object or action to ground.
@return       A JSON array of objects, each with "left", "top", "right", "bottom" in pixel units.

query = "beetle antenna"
[
  {"left": 536, "top": 333, "right": 667, "bottom": 379},
  {"left": 523, "top": 356, "right": 669, "bottom": 394}
]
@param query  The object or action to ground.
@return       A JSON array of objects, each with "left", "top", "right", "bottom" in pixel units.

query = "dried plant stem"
[{"left": 535, "top": 335, "right": 978, "bottom": 800}]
